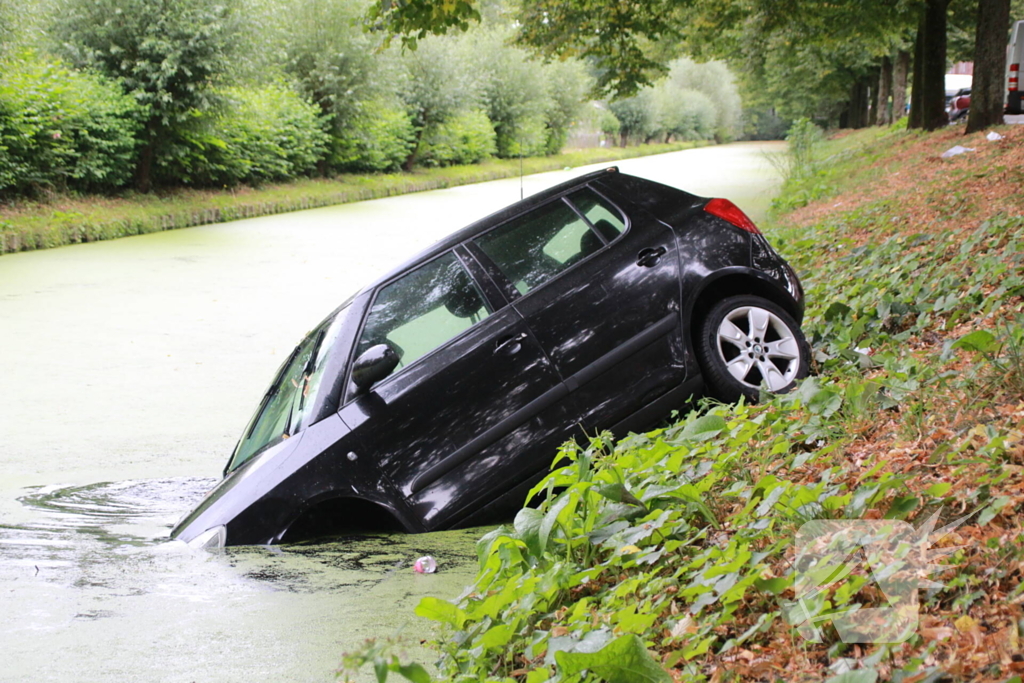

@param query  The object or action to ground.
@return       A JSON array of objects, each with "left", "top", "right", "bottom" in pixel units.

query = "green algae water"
[{"left": 0, "top": 143, "right": 782, "bottom": 682}]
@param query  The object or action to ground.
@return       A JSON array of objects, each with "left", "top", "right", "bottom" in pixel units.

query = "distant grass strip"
[{"left": 0, "top": 141, "right": 708, "bottom": 256}]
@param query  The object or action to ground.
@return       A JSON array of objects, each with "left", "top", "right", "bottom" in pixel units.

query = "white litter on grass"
[
  {"left": 987, "top": 131, "right": 1005, "bottom": 141},
  {"left": 940, "top": 145, "right": 975, "bottom": 159}
]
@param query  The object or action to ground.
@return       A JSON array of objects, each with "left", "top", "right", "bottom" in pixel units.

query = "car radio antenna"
[{"left": 519, "top": 138, "right": 524, "bottom": 201}]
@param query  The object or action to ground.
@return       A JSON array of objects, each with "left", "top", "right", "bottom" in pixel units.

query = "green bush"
[
  {"left": 654, "top": 86, "right": 717, "bottom": 141},
  {"left": 541, "top": 59, "right": 591, "bottom": 155},
  {"left": 331, "top": 100, "right": 416, "bottom": 173},
  {"left": 419, "top": 109, "right": 496, "bottom": 167},
  {"left": 156, "top": 83, "right": 328, "bottom": 186},
  {"left": 610, "top": 91, "right": 659, "bottom": 145},
  {"left": 665, "top": 58, "right": 742, "bottom": 142},
  {"left": 0, "top": 53, "right": 141, "bottom": 196}
]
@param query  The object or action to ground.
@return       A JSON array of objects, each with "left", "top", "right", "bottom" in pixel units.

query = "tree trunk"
[
  {"left": 135, "top": 140, "right": 154, "bottom": 193},
  {"left": 966, "top": 0, "right": 1010, "bottom": 133},
  {"left": 849, "top": 79, "right": 870, "bottom": 128},
  {"left": 868, "top": 68, "right": 881, "bottom": 126},
  {"left": 403, "top": 128, "right": 424, "bottom": 171},
  {"left": 908, "top": 13, "right": 926, "bottom": 129},
  {"left": 893, "top": 50, "right": 910, "bottom": 121},
  {"left": 878, "top": 56, "right": 893, "bottom": 125},
  {"left": 921, "top": 0, "right": 950, "bottom": 131}
]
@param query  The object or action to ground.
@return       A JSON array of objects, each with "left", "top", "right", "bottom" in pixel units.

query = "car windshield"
[{"left": 226, "top": 304, "right": 350, "bottom": 473}]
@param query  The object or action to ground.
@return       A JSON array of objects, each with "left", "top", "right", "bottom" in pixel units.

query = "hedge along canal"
[{"left": 0, "top": 142, "right": 783, "bottom": 682}]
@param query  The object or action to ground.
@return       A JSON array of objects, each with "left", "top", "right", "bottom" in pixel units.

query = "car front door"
[
  {"left": 467, "top": 186, "right": 688, "bottom": 433},
  {"left": 337, "top": 248, "right": 571, "bottom": 530}
]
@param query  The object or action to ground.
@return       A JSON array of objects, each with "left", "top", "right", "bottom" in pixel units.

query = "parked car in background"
[
  {"left": 948, "top": 87, "right": 971, "bottom": 122},
  {"left": 172, "top": 167, "right": 809, "bottom": 548},
  {"left": 1008, "top": 20, "right": 1023, "bottom": 115},
  {"left": 945, "top": 73, "right": 973, "bottom": 104}
]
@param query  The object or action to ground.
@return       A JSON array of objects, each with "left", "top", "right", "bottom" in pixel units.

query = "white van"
[{"left": 1009, "top": 20, "right": 1024, "bottom": 114}]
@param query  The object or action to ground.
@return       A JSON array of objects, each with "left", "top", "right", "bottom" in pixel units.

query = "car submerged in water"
[{"left": 173, "top": 167, "right": 809, "bottom": 548}]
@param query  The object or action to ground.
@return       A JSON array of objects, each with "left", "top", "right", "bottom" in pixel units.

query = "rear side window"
[
  {"left": 357, "top": 252, "right": 491, "bottom": 370},
  {"left": 568, "top": 188, "right": 626, "bottom": 241},
  {"left": 475, "top": 199, "right": 604, "bottom": 295}
]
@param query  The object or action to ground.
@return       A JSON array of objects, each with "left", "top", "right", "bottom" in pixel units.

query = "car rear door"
[
  {"left": 466, "top": 186, "right": 688, "bottom": 434},
  {"left": 337, "top": 248, "right": 571, "bottom": 530}
]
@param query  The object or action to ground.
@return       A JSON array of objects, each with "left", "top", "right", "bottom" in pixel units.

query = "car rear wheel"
[{"left": 696, "top": 295, "right": 809, "bottom": 402}]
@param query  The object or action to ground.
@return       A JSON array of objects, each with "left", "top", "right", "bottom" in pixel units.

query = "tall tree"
[
  {"left": 966, "top": 0, "right": 1011, "bottom": 132},
  {"left": 878, "top": 56, "right": 893, "bottom": 125},
  {"left": 892, "top": 49, "right": 910, "bottom": 121},
  {"left": 53, "top": 0, "right": 241, "bottom": 191}
]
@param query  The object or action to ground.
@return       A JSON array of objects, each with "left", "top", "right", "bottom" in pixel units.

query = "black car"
[{"left": 173, "top": 167, "right": 808, "bottom": 548}]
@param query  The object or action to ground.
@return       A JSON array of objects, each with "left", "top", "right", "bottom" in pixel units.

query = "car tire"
[{"left": 696, "top": 295, "right": 809, "bottom": 403}]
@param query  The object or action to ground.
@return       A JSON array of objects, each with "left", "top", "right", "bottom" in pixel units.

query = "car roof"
[{"left": 363, "top": 166, "right": 625, "bottom": 292}]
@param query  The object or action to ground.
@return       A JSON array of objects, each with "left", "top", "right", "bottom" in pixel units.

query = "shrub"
[
  {"left": 666, "top": 58, "right": 742, "bottom": 142},
  {"left": 471, "top": 28, "right": 552, "bottom": 158},
  {"left": 610, "top": 91, "right": 659, "bottom": 145},
  {"left": 418, "top": 109, "right": 496, "bottom": 167},
  {"left": 53, "top": 0, "right": 241, "bottom": 190},
  {"left": 332, "top": 100, "right": 416, "bottom": 173},
  {"left": 155, "top": 83, "right": 328, "bottom": 186},
  {"left": 654, "top": 85, "right": 718, "bottom": 141},
  {"left": 0, "top": 53, "right": 141, "bottom": 196},
  {"left": 541, "top": 59, "right": 591, "bottom": 155}
]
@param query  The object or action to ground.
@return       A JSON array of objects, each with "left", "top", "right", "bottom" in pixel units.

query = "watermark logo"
[{"left": 783, "top": 512, "right": 966, "bottom": 644}]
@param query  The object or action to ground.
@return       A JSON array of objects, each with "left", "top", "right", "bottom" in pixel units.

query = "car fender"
[{"left": 685, "top": 266, "right": 804, "bottom": 331}]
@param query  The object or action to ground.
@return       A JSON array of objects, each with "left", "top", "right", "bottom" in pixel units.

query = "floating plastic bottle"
[{"left": 413, "top": 556, "right": 437, "bottom": 574}]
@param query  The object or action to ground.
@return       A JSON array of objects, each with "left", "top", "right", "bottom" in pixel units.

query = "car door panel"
[
  {"left": 339, "top": 304, "right": 568, "bottom": 530},
  {"left": 472, "top": 189, "right": 687, "bottom": 433}
]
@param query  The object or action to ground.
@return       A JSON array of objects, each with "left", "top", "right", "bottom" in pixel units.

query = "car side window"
[
  {"left": 567, "top": 188, "right": 626, "bottom": 241},
  {"left": 474, "top": 199, "right": 604, "bottom": 295},
  {"left": 356, "top": 252, "right": 491, "bottom": 371}
]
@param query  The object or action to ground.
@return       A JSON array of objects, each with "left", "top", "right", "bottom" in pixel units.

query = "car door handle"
[
  {"left": 636, "top": 246, "right": 667, "bottom": 267},
  {"left": 495, "top": 332, "right": 528, "bottom": 356}
]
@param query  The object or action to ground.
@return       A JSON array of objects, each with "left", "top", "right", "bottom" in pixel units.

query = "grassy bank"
[
  {"left": 344, "top": 124, "right": 1024, "bottom": 682},
  {"left": 0, "top": 141, "right": 708, "bottom": 256}
]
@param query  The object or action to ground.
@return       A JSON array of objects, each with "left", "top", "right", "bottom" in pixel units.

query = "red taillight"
[
  {"left": 1010, "top": 63, "right": 1019, "bottom": 92},
  {"left": 704, "top": 198, "right": 761, "bottom": 235}
]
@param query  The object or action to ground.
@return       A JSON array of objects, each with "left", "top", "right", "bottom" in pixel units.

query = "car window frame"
[
  {"left": 341, "top": 248, "right": 508, "bottom": 405},
  {"left": 463, "top": 184, "right": 631, "bottom": 304}
]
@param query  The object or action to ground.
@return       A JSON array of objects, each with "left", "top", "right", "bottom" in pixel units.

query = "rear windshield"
[{"left": 226, "top": 305, "right": 349, "bottom": 473}]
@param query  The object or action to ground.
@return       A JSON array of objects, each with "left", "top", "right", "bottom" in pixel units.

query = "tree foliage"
[
  {"left": 52, "top": 0, "right": 243, "bottom": 189},
  {"left": 155, "top": 82, "right": 328, "bottom": 186},
  {"left": 0, "top": 52, "right": 141, "bottom": 196}
]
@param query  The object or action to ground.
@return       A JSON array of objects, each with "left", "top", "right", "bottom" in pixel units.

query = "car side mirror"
[{"left": 351, "top": 344, "right": 400, "bottom": 393}]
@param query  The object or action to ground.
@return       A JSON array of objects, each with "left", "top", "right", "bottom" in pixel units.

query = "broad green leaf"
[
  {"left": 754, "top": 577, "right": 790, "bottom": 595},
  {"left": 596, "top": 483, "right": 647, "bottom": 510},
  {"left": 395, "top": 662, "right": 432, "bottom": 683},
  {"left": 979, "top": 496, "right": 1012, "bottom": 526},
  {"left": 555, "top": 634, "right": 671, "bottom": 683},
  {"left": 675, "top": 414, "right": 727, "bottom": 442},
  {"left": 924, "top": 482, "right": 951, "bottom": 498},
  {"left": 539, "top": 491, "right": 575, "bottom": 553},
  {"left": 479, "top": 623, "right": 514, "bottom": 650},
  {"left": 807, "top": 387, "right": 842, "bottom": 417},
  {"left": 951, "top": 329, "right": 998, "bottom": 354},
  {"left": 414, "top": 596, "right": 467, "bottom": 629},
  {"left": 514, "top": 507, "right": 545, "bottom": 559},
  {"left": 884, "top": 496, "right": 919, "bottom": 520}
]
